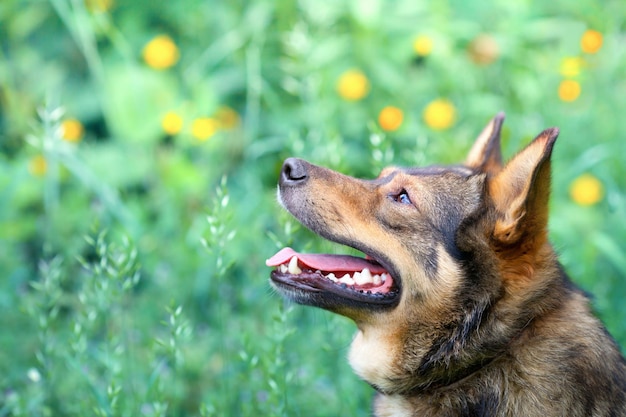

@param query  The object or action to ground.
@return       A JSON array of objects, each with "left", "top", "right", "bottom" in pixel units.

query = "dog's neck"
[{"left": 350, "top": 261, "right": 569, "bottom": 398}]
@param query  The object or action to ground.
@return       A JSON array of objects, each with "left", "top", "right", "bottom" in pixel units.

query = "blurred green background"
[{"left": 1, "top": 0, "right": 625, "bottom": 415}]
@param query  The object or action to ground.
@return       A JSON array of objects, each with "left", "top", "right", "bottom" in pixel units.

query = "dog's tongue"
[{"left": 266, "top": 247, "right": 387, "bottom": 274}]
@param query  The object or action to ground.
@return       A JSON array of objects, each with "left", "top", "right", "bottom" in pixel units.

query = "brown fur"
[{"left": 270, "top": 113, "right": 626, "bottom": 416}]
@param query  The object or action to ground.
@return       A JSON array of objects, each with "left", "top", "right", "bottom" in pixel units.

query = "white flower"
[{"left": 27, "top": 368, "right": 41, "bottom": 383}]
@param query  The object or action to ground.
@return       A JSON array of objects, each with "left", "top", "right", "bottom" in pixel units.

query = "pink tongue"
[{"left": 266, "top": 247, "right": 388, "bottom": 274}]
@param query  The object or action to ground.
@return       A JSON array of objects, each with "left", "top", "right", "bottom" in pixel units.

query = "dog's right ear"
[
  {"left": 487, "top": 127, "right": 559, "bottom": 246},
  {"left": 465, "top": 112, "right": 505, "bottom": 174}
]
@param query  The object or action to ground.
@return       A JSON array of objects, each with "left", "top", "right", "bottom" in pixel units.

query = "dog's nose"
[{"left": 280, "top": 158, "right": 308, "bottom": 186}]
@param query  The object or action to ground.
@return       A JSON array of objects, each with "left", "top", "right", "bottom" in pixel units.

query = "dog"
[{"left": 266, "top": 113, "right": 626, "bottom": 416}]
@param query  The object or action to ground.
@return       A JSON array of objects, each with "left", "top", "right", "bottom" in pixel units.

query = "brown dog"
[{"left": 267, "top": 113, "right": 626, "bottom": 416}]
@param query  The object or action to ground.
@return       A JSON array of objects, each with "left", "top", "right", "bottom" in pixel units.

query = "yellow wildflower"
[
  {"left": 215, "top": 106, "right": 240, "bottom": 129},
  {"left": 85, "top": 0, "right": 114, "bottom": 12},
  {"left": 29, "top": 155, "right": 47, "bottom": 177},
  {"left": 378, "top": 106, "right": 404, "bottom": 132},
  {"left": 336, "top": 70, "right": 369, "bottom": 101},
  {"left": 569, "top": 174, "right": 603, "bottom": 206},
  {"left": 61, "top": 119, "right": 84, "bottom": 143},
  {"left": 468, "top": 34, "right": 499, "bottom": 65},
  {"left": 191, "top": 117, "right": 219, "bottom": 141},
  {"left": 162, "top": 111, "right": 184, "bottom": 135},
  {"left": 423, "top": 99, "right": 456, "bottom": 130},
  {"left": 413, "top": 35, "right": 433, "bottom": 57},
  {"left": 142, "top": 35, "right": 179, "bottom": 70},
  {"left": 558, "top": 80, "right": 581, "bottom": 102},
  {"left": 560, "top": 57, "right": 584, "bottom": 78},
  {"left": 580, "top": 30, "right": 603, "bottom": 54}
]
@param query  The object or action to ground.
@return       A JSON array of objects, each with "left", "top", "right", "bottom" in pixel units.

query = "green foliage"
[{"left": 1, "top": 0, "right": 625, "bottom": 415}]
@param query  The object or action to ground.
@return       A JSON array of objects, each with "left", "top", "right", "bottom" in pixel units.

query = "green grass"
[{"left": 1, "top": 0, "right": 626, "bottom": 415}]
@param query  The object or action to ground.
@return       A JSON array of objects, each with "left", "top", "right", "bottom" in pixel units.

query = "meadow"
[{"left": 1, "top": 0, "right": 625, "bottom": 415}]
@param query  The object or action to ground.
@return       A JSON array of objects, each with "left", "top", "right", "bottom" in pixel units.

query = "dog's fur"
[{"left": 269, "top": 113, "right": 626, "bottom": 416}]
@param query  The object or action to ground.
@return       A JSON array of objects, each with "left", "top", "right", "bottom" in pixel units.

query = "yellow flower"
[
  {"left": 468, "top": 34, "right": 500, "bottom": 65},
  {"left": 142, "top": 35, "right": 179, "bottom": 70},
  {"left": 560, "top": 57, "right": 584, "bottom": 78},
  {"left": 162, "top": 111, "right": 184, "bottom": 135},
  {"left": 413, "top": 35, "right": 433, "bottom": 57},
  {"left": 61, "top": 119, "right": 84, "bottom": 142},
  {"left": 558, "top": 80, "right": 581, "bottom": 102},
  {"left": 378, "top": 106, "right": 404, "bottom": 132},
  {"left": 581, "top": 30, "right": 603, "bottom": 54},
  {"left": 423, "top": 99, "right": 456, "bottom": 130},
  {"left": 215, "top": 106, "right": 240, "bottom": 129},
  {"left": 336, "top": 70, "right": 369, "bottom": 101},
  {"left": 569, "top": 174, "right": 603, "bottom": 206},
  {"left": 29, "top": 155, "right": 48, "bottom": 177},
  {"left": 191, "top": 117, "right": 219, "bottom": 141},
  {"left": 85, "top": 0, "right": 114, "bottom": 12}
]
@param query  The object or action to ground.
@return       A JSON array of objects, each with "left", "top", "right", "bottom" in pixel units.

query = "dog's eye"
[{"left": 395, "top": 191, "right": 412, "bottom": 205}]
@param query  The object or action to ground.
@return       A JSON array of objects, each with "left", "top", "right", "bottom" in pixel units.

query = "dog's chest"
[{"left": 348, "top": 329, "right": 401, "bottom": 393}]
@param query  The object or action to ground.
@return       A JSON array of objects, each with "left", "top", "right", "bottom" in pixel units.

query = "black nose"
[{"left": 280, "top": 158, "right": 308, "bottom": 186}]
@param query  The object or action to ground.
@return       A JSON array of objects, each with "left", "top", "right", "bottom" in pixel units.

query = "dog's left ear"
[
  {"left": 488, "top": 127, "right": 559, "bottom": 245},
  {"left": 465, "top": 112, "right": 505, "bottom": 174}
]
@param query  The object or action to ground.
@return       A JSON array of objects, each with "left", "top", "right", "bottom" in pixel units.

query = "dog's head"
[{"left": 267, "top": 113, "right": 562, "bottom": 393}]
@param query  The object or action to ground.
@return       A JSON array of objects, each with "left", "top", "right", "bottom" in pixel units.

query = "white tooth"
[
  {"left": 373, "top": 274, "right": 382, "bottom": 285},
  {"left": 339, "top": 275, "right": 355, "bottom": 285},
  {"left": 280, "top": 264, "right": 288, "bottom": 273},
  {"left": 327, "top": 273, "right": 338, "bottom": 282},
  {"left": 288, "top": 256, "right": 302, "bottom": 274},
  {"left": 381, "top": 273, "right": 389, "bottom": 282},
  {"left": 353, "top": 271, "right": 363, "bottom": 284},
  {"left": 357, "top": 268, "right": 373, "bottom": 285}
]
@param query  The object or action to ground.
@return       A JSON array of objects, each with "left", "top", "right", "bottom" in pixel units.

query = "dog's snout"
[{"left": 281, "top": 158, "right": 308, "bottom": 186}]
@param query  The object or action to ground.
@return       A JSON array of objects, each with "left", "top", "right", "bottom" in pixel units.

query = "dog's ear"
[
  {"left": 465, "top": 112, "right": 505, "bottom": 174},
  {"left": 488, "top": 127, "right": 559, "bottom": 245}
]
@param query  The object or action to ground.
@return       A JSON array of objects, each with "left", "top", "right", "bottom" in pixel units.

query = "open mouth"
[{"left": 266, "top": 247, "right": 400, "bottom": 307}]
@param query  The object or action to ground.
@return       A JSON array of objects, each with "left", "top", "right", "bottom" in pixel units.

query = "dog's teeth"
[
  {"left": 355, "top": 268, "right": 373, "bottom": 285},
  {"left": 381, "top": 273, "right": 389, "bottom": 283},
  {"left": 288, "top": 256, "right": 302, "bottom": 274},
  {"left": 327, "top": 273, "right": 338, "bottom": 282},
  {"left": 339, "top": 275, "right": 355, "bottom": 285},
  {"left": 372, "top": 274, "right": 382, "bottom": 285}
]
